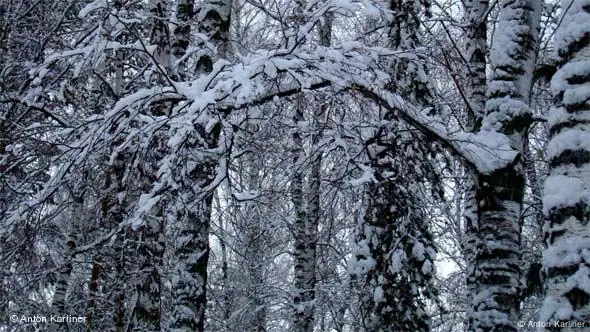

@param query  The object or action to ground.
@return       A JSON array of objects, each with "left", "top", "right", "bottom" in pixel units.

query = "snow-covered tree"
[
  {"left": 464, "top": 1, "right": 541, "bottom": 330},
  {"left": 167, "top": 0, "right": 232, "bottom": 329},
  {"left": 349, "top": 2, "right": 443, "bottom": 331},
  {"left": 541, "top": 0, "right": 590, "bottom": 328}
]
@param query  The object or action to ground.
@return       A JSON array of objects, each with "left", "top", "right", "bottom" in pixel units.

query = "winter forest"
[{"left": 0, "top": 0, "right": 589, "bottom": 331}]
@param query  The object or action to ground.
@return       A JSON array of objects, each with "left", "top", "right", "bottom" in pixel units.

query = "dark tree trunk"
[{"left": 169, "top": 0, "right": 231, "bottom": 330}]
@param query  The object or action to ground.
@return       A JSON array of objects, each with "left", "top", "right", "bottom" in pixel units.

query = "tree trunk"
[
  {"left": 291, "top": 12, "right": 332, "bottom": 332},
  {"left": 86, "top": 258, "right": 100, "bottom": 332},
  {"left": 244, "top": 153, "right": 267, "bottom": 332},
  {"left": 468, "top": 169, "right": 525, "bottom": 331},
  {"left": 97, "top": 142, "right": 127, "bottom": 332},
  {"left": 524, "top": 144, "right": 545, "bottom": 237},
  {"left": 291, "top": 99, "right": 315, "bottom": 332},
  {"left": 50, "top": 196, "right": 83, "bottom": 322},
  {"left": 541, "top": 0, "right": 590, "bottom": 329},
  {"left": 131, "top": 154, "right": 166, "bottom": 330},
  {"left": 101, "top": 121, "right": 128, "bottom": 332},
  {"left": 216, "top": 193, "right": 232, "bottom": 329},
  {"left": 467, "top": 1, "right": 541, "bottom": 331},
  {"left": 463, "top": 0, "right": 488, "bottom": 130},
  {"left": 169, "top": 0, "right": 231, "bottom": 330},
  {"left": 170, "top": 194, "right": 215, "bottom": 331},
  {"left": 130, "top": 211, "right": 164, "bottom": 332},
  {"left": 93, "top": 12, "right": 127, "bottom": 329},
  {"left": 128, "top": 1, "right": 170, "bottom": 329},
  {"left": 461, "top": 2, "right": 489, "bottom": 327}
]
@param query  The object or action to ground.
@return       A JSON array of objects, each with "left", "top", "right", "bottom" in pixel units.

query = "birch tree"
[
  {"left": 291, "top": 97, "right": 315, "bottom": 332},
  {"left": 0, "top": 1, "right": 570, "bottom": 331},
  {"left": 461, "top": 2, "right": 489, "bottom": 326},
  {"left": 127, "top": 1, "right": 171, "bottom": 330},
  {"left": 169, "top": 0, "right": 232, "bottom": 329},
  {"left": 541, "top": 0, "right": 590, "bottom": 329},
  {"left": 291, "top": 10, "right": 333, "bottom": 332},
  {"left": 465, "top": 1, "right": 541, "bottom": 330}
]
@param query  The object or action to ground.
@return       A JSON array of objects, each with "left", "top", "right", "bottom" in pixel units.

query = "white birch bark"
[
  {"left": 461, "top": 2, "right": 489, "bottom": 326},
  {"left": 291, "top": 98, "right": 314, "bottom": 332},
  {"left": 463, "top": 0, "right": 489, "bottom": 128},
  {"left": 466, "top": 1, "right": 541, "bottom": 331},
  {"left": 292, "top": 12, "right": 332, "bottom": 332},
  {"left": 50, "top": 195, "right": 83, "bottom": 324},
  {"left": 540, "top": 0, "right": 590, "bottom": 329}
]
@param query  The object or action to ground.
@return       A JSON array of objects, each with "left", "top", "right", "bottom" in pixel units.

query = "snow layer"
[
  {"left": 454, "top": 130, "right": 519, "bottom": 174},
  {"left": 78, "top": 0, "right": 106, "bottom": 18},
  {"left": 551, "top": 59, "right": 590, "bottom": 104},
  {"left": 543, "top": 174, "right": 590, "bottom": 214},
  {"left": 546, "top": 129, "right": 590, "bottom": 160},
  {"left": 554, "top": 0, "right": 590, "bottom": 57}
]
